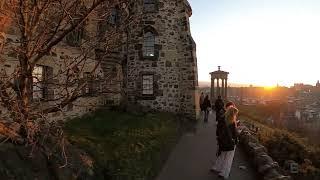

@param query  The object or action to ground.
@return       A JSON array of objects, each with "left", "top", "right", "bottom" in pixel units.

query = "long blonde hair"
[{"left": 225, "top": 106, "right": 239, "bottom": 125}]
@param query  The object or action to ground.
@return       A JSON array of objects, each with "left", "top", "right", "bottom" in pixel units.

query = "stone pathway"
[{"left": 156, "top": 112, "right": 258, "bottom": 180}]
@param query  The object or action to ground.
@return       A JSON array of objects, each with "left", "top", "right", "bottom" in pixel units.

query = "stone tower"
[{"left": 125, "top": 0, "right": 198, "bottom": 119}]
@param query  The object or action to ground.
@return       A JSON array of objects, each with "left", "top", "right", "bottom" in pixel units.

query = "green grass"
[{"left": 64, "top": 110, "right": 181, "bottom": 180}]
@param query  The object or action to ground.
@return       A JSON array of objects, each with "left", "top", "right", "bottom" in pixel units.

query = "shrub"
[{"left": 240, "top": 111, "right": 320, "bottom": 178}]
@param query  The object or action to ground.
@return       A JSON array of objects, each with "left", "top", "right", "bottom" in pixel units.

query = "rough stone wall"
[
  {"left": 126, "top": 0, "right": 198, "bottom": 119},
  {"left": 0, "top": 0, "right": 199, "bottom": 120},
  {"left": 0, "top": 7, "right": 120, "bottom": 121},
  {"left": 177, "top": 0, "right": 199, "bottom": 119}
]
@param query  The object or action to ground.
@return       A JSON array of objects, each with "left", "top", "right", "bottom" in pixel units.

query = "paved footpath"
[{"left": 156, "top": 112, "right": 259, "bottom": 180}]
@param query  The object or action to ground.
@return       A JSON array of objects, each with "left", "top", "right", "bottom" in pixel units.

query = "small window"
[
  {"left": 83, "top": 72, "right": 94, "bottom": 95},
  {"left": 110, "top": 7, "right": 119, "bottom": 25},
  {"left": 144, "top": 0, "right": 156, "bottom": 12},
  {"left": 97, "top": 21, "right": 107, "bottom": 37},
  {"left": 32, "top": 65, "right": 44, "bottom": 100},
  {"left": 66, "top": 28, "right": 83, "bottom": 47},
  {"left": 143, "top": 32, "right": 155, "bottom": 57},
  {"left": 142, "top": 75, "right": 154, "bottom": 95}
]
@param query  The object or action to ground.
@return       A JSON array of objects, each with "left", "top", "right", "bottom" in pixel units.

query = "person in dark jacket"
[
  {"left": 216, "top": 102, "right": 234, "bottom": 141},
  {"left": 214, "top": 95, "right": 224, "bottom": 122},
  {"left": 211, "top": 104, "right": 239, "bottom": 179},
  {"left": 200, "top": 92, "right": 205, "bottom": 112},
  {"left": 202, "top": 95, "right": 211, "bottom": 122}
]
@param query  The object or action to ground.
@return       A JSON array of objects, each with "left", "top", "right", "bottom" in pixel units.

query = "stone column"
[
  {"left": 211, "top": 78, "right": 215, "bottom": 101},
  {"left": 217, "top": 78, "right": 220, "bottom": 97},
  {"left": 225, "top": 79, "right": 228, "bottom": 99},
  {"left": 222, "top": 78, "right": 225, "bottom": 99}
]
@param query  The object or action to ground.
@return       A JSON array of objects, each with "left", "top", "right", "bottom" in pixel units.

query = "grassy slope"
[
  {"left": 238, "top": 105, "right": 320, "bottom": 177},
  {"left": 64, "top": 110, "right": 181, "bottom": 180}
]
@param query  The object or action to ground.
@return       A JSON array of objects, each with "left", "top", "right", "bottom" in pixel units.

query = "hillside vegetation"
[{"left": 239, "top": 105, "right": 320, "bottom": 179}]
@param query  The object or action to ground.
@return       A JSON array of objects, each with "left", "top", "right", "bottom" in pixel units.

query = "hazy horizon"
[
  {"left": 198, "top": 80, "right": 318, "bottom": 88},
  {"left": 189, "top": 0, "right": 320, "bottom": 87}
]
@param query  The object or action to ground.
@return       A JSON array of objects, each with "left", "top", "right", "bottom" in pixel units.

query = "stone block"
[
  {"left": 253, "top": 144, "right": 267, "bottom": 156},
  {"left": 239, "top": 131, "right": 251, "bottom": 145},
  {"left": 258, "top": 162, "right": 279, "bottom": 174},
  {"left": 256, "top": 154, "right": 275, "bottom": 167},
  {"left": 264, "top": 171, "right": 291, "bottom": 180},
  {"left": 248, "top": 135, "right": 259, "bottom": 144},
  {"left": 263, "top": 168, "right": 282, "bottom": 180},
  {"left": 247, "top": 142, "right": 258, "bottom": 155}
]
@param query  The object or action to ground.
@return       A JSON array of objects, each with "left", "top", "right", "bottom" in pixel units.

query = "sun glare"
[{"left": 264, "top": 86, "right": 276, "bottom": 91}]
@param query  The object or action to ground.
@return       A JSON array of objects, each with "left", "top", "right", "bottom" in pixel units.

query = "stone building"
[
  {"left": 0, "top": 0, "right": 199, "bottom": 120},
  {"left": 124, "top": 0, "right": 198, "bottom": 119}
]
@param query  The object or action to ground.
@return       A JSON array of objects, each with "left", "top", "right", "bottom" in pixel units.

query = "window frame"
[
  {"left": 142, "top": 74, "right": 154, "bottom": 95},
  {"left": 66, "top": 27, "right": 84, "bottom": 47},
  {"left": 32, "top": 65, "right": 45, "bottom": 101},
  {"left": 143, "top": 31, "right": 155, "bottom": 58},
  {"left": 83, "top": 72, "right": 91, "bottom": 95},
  {"left": 83, "top": 72, "right": 98, "bottom": 96},
  {"left": 109, "top": 7, "right": 120, "bottom": 25},
  {"left": 143, "top": 0, "right": 156, "bottom": 13}
]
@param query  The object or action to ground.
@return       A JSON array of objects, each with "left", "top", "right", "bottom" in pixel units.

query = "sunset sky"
[{"left": 189, "top": 0, "right": 320, "bottom": 87}]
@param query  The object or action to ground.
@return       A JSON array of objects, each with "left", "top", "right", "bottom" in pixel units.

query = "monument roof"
[{"left": 209, "top": 66, "right": 229, "bottom": 75}]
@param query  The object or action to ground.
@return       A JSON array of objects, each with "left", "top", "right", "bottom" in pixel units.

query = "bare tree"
[{"left": 0, "top": 0, "right": 133, "bottom": 147}]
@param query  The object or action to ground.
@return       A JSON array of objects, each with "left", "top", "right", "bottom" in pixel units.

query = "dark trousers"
[
  {"left": 204, "top": 109, "right": 209, "bottom": 122},
  {"left": 215, "top": 109, "right": 222, "bottom": 121}
]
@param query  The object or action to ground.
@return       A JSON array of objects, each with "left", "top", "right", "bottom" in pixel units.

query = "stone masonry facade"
[
  {"left": 125, "top": 0, "right": 198, "bottom": 119},
  {"left": 0, "top": 0, "right": 199, "bottom": 120}
]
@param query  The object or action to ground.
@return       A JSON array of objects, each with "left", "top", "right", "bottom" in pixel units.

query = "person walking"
[
  {"left": 199, "top": 92, "right": 205, "bottom": 112},
  {"left": 211, "top": 103, "right": 239, "bottom": 179},
  {"left": 214, "top": 95, "right": 224, "bottom": 122},
  {"left": 202, "top": 95, "right": 211, "bottom": 122}
]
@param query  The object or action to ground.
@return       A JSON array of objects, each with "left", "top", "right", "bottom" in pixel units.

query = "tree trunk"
[{"left": 21, "top": 69, "right": 33, "bottom": 121}]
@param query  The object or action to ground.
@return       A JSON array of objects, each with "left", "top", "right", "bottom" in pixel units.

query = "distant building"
[
  {"left": 316, "top": 80, "right": 320, "bottom": 88},
  {"left": 292, "top": 83, "right": 313, "bottom": 92}
]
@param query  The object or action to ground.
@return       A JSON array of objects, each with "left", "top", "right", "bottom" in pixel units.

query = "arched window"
[
  {"left": 144, "top": 0, "right": 156, "bottom": 12},
  {"left": 66, "top": 4, "right": 86, "bottom": 47},
  {"left": 66, "top": 27, "right": 84, "bottom": 47},
  {"left": 109, "top": 7, "right": 120, "bottom": 25},
  {"left": 143, "top": 31, "right": 155, "bottom": 57}
]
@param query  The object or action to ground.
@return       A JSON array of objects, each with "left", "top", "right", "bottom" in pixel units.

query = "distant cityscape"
[{"left": 200, "top": 80, "right": 320, "bottom": 144}]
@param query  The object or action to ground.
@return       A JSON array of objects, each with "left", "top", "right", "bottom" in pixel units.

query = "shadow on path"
[{"left": 156, "top": 112, "right": 259, "bottom": 180}]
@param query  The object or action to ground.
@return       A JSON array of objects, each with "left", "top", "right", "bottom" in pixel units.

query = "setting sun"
[{"left": 264, "top": 86, "right": 276, "bottom": 91}]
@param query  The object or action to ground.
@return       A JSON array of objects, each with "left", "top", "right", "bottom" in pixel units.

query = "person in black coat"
[
  {"left": 216, "top": 102, "right": 234, "bottom": 142},
  {"left": 211, "top": 104, "right": 239, "bottom": 179},
  {"left": 202, "top": 95, "right": 211, "bottom": 122},
  {"left": 214, "top": 95, "right": 224, "bottom": 122},
  {"left": 200, "top": 92, "right": 205, "bottom": 112}
]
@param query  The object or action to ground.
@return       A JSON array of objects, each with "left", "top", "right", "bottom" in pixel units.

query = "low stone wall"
[{"left": 239, "top": 126, "right": 291, "bottom": 180}]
